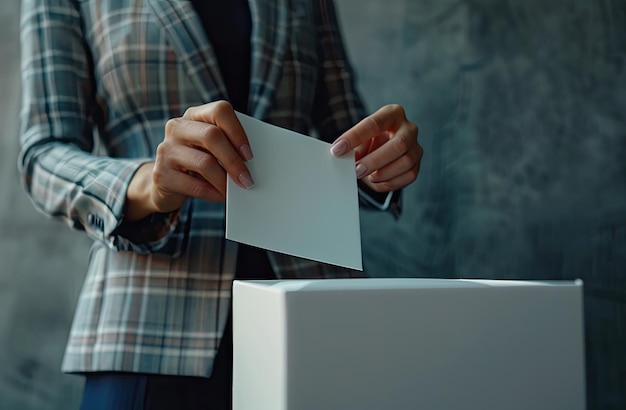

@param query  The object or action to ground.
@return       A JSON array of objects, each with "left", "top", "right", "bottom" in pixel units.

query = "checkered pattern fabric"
[{"left": 19, "top": 0, "right": 371, "bottom": 377}]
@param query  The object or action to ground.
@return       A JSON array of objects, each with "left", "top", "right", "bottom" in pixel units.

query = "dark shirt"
[
  {"left": 190, "top": 0, "right": 273, "bottom": 279},
  {"left": 190, "top": 0, "right": 252, "bottom": 113}
]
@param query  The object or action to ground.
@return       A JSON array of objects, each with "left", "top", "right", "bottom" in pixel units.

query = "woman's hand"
[
  {"left": 330, "top": 104, "right": 422, "bottom": 193},
  {"left": 125, "top": 101, "right": 254, "bottom": 221}
]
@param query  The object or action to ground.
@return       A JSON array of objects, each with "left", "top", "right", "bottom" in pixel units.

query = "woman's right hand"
[{"left": 124, "top": 100, "right": 254, "bottom": 222}]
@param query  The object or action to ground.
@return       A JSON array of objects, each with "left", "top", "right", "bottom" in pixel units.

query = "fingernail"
[
  {"left": 330, "top": 139, "right": 350, "bottom": 157},
  {"left": 355, "top": 163, "right": 368, "bottom": 178},
  {"left": 240, "top": 144, "right": 253, "bottom": 162},
  {"left": 238, "top": 171, "right": 255, "bottom": 189}
]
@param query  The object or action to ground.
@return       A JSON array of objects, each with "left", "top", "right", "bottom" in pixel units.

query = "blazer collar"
[{"left": 147, "top": 0, "right": 289, "bottom": 120}]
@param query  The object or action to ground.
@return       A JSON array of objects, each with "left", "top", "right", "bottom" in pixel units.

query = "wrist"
[{"left": 125, "top": 162, "right": 158, "bottom": 222}]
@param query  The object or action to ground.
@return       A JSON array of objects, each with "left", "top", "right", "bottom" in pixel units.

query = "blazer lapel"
[
  {"left": 147, "top": 0, "right": 228, "bottom": 104},
  {"left": 148, "top": 0, "right": 288, "bottom": 120},
  {"left": 248, "top": 0, "right": 289, "bottom": 119}
]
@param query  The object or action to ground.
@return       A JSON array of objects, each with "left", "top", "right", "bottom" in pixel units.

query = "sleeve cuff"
[
  {"left": 357, "top": 180, "right": 402, "bottom": 219},
  {"left": 110, "top": 208, "right": 182, "bottom": 254}
]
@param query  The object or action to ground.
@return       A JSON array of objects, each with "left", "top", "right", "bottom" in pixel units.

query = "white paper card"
[{"left": 226, "top": 113, "right": 362, "bottom": 270}]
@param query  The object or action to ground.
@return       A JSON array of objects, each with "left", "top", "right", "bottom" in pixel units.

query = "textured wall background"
[
  {"left": 0, "top": 1, "right": 89, "bottom": 408},
  {"left": 1, "top": 0, "right": 624, "bottom": 409}
]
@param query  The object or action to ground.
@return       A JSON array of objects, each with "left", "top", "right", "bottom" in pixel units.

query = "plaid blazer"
[{"left": 20, "top": 0, "right": 373, "bottom": 377}]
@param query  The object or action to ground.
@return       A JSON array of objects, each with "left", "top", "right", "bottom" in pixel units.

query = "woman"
[{"left": 19, "top": 0, "right": 422, "bottom": 408}]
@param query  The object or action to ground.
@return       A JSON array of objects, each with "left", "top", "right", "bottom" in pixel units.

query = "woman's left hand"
[{"left": 330, "top": 104, "right": 422, "bottom": 192}]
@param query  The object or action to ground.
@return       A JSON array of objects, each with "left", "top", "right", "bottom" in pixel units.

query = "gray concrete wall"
[
  {"left": 1, "top": 0, "right": 624, "bottom": 409},
  {"left": 0, "top": 1, "right": 89, "bottom": 408}
]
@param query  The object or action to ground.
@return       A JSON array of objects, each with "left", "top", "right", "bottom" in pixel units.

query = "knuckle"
[
  {"left": 366, "top": 115, "right": 381, "bottom": 135},
  {"left": 189, "top": 182, "right": 207, "bottom": 199},
  {"left": 402, "top": 154, "right": 414, "bottom": 169},
  {"left": 199, "top": 124, "right": 220, "bottom": 144},
  {"left": 224, "top": 154, "right": 241, "bottom": 170},
  {"left": 155, "top": 141, "right": 170, "bottom": 159},
  {"left": 152, "top": 166, "right": 166, "bottom": 186},
  {"left": 368, "top": 178, "right": 387, "bottom": 193},
  {"left": 387, "top": 104, "right": 405, "bottom": 118},
  {"left": 213, "top": 100, "right": 233, "bottom": 116},
  {"left": 409, "top": 122, "right": 419, "bottom": 137},
  {"left": 164, "top": 118, "right": 181, "bottom": 138},
  {"left": 379, "top": 181, "right": 394, "bottom": 192},
  {"left": 368, "top": 170, "right": 381, "bottom": 184},
  {"left": 196, "top": 153, "right": 216, "bottom": 170},
  {"left": 394, "top": 136, "right": 409, "bottom": 155},
  {"left": 369, "top": 183, "right": 383, "bottom": 193},
  {"left": 183, "top": 106, "right": 196, "bottom": 118}
]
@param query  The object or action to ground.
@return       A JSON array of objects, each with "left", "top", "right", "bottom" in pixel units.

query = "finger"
[
  {"left": 331, "top": 105, "right": 407, "bottom": 157},
  {"left": 165, "top": 144, "right": 229, "bottom": 196},
  {"left": 354, "top": 132, "right": 388, "bottom": 162},
  {"left": 355, "top": 121, "right": 418, "bottom": 179},
  {"left": 363, "top": 163, "right": 420, "bottom": 193},
  {"left": 368, "top": 149, "right": 421, "bottom": 184},
  {"left": 164, "top": 169, "right": 225, "bottom": 202},
  {"left": 152, "top": 147, "right": 225, "bottom": 203},
  {"left": 166, "top": 118, "right": 254, "bottom": 189},
  {"left": 183, "top": 100, "right": 253, "bottom": 161}
]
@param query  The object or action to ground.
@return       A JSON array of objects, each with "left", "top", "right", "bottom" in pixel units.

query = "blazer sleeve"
[
  {"left": 311, "top": 0, "right": 401, "bottom": 217},
  {"left": 18, "top": 0, "right": 184, "bottom": 254}
]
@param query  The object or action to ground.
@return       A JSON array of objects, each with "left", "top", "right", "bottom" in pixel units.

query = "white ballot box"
[{"left": 232, "top": 278, "right": 585, "bottom": 410}]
